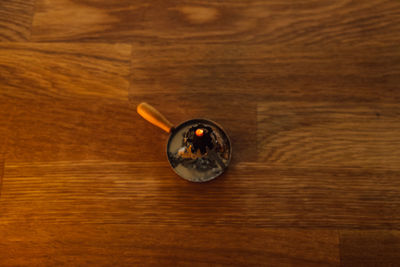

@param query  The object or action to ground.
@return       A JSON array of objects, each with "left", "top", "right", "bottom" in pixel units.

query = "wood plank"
[
  {"left": 0, "top": 224, "right": 339, "bottom": 266},
  {"left": 0, "top": 0, "right": 35, "bottom": 41},
  {"left": 130, "top": 43, "right": 400, "bottom": 102},
  {"left": 0, "top": 43, "right": 131, "bottom": 100},
  {"left": 1, "top": 161, "right": 399, "bottom": 228},
  {"left": 31, "top": 0, "right": 400, "bottom": 45},
  {"left": 340, "top": 231, "right": 400, "bottom": 266},
  {"left": 258, "top": 101, "right": 400, "bottom": 168},
  {"left": 0, "top": 43, "right": 165, "bottom": 162}
]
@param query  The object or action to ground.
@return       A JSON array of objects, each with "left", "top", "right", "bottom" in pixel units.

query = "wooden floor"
[{"left": 1, "top": 0, "right": 400, "bottom": 266}]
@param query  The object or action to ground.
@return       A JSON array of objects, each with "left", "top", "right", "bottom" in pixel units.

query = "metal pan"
[{"left": 137, "top": 103, "right": 231, "bottom": 182}]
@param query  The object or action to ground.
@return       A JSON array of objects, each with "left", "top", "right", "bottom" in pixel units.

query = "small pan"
[{"left": 137, "top": 102, "right": 231, "bottom": 182}]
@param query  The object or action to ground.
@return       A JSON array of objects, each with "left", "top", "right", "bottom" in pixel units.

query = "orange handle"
[{"left": 137, "top": 102, "right": 174, "bottom": 133}]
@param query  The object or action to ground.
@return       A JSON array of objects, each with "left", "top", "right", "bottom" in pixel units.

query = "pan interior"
[{"left": 167, "top": 119, "right": 231, "bottom": 182}]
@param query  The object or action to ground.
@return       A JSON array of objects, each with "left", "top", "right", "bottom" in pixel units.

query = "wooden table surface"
[{"left": 1, "top": 0, "right": 400, "bottom": 266}]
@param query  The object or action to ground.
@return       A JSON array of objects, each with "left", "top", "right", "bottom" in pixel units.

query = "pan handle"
[{"left": 137, "top": 102, "right": 174, "bottom": 133}]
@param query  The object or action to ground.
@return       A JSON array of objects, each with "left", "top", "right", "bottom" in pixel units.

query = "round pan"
[{"left": 137, "top": 103, "right": 231, "bottom": 182}]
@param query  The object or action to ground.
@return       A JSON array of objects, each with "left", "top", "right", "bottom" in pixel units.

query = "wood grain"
[
  {"left": 0, "top": 43, "right": 130, "bottom": 100},
  {"left": 0, "top": 224, "right": 339, "bottom": 266},
  {"left": 129, "top": 43, "right": 400, "bottom": 102},
  {"left": 0, "top": 0, "right": 35, "bottom": 41},
  {"left": 1, "top": 161, "right": 399, "bottom": 228},
  {"left": 31, "top": 0, "right": 400, "bottom": 45},
  {"left": 0, "top": 43, "right": 158, "bottom": 162},
  {"left": 340, "top": 231, "right": 400, "bottom": 267},
  {"left": 258, "top": 101, "right": 400, "bottom": 168}
]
